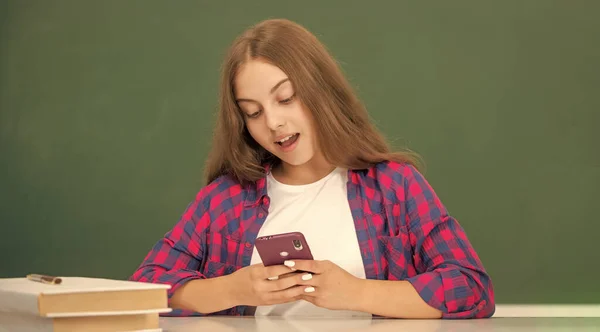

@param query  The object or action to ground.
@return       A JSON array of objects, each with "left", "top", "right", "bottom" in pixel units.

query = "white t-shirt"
[{"left": 250, "top": 167, "right": 372, "bottom": 317}]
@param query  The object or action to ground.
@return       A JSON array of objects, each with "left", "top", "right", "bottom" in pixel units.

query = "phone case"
[{"left": 254, "top": 231, "right": 314, "bottom": 266}]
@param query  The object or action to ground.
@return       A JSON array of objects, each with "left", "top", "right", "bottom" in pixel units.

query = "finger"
[
  {"left": 300, "top": 294, "right": 317, "bottom": 303},
  {"left": 265, "top": 272, "right": 306, "bottom": 292},
  {"left": 268, "top": 271, "right": 302, "bottom": 281},
  {"left": 301, "top": 285, "right": 317, "bottom": 297},
  {"left": 297, "top": 272, "right": 319, "bottom": 286},
  {"left": 284, "top": 260, "right": 324, "bottom": 274},
  {"left": 279, "top": 271, "right": 302, "bottom": 279},
  {"left": 300, "top": 294, "right": 319, "bottom": 307},
  {"left": 266, "top": 271, "right": 317, "bottom": 292},
  {"left": 261, "top": 265, "right": 297, "bottom": 280},
  {"left": 269, "top": 285, "right": 314, "bottom": 304},
  {"left": 296, "top": 273, "right": 319, "bottom": 297}
]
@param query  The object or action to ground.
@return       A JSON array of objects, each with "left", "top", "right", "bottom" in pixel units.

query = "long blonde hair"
[{"left": 204, "top": 19, "right": 421, "bottom": 185}]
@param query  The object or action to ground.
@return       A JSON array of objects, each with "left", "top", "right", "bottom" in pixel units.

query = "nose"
[{"left": 264, "top": 107, "right": 285, "bottom": 131}]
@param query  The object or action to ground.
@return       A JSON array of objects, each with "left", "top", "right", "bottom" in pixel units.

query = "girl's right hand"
[{"left": 229, "top": 263, "right": 311, "bottom": 306}]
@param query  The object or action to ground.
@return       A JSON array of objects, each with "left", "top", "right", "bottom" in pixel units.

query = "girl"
[{"left": 130, "top": 18, "right": 495, "bottom": 319}]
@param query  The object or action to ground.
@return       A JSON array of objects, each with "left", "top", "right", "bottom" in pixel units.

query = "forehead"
[{"left": 234, "top": 59, "right": 290, "bottom": 98}]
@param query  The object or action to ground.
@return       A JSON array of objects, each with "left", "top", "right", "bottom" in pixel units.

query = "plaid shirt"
[{"left": 130, "top": 161, "right": 495, "bottom": 319}]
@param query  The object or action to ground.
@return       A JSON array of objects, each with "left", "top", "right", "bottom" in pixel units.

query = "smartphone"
[{"left": 255, "top": 231, "right": 314, "bottom": 266}]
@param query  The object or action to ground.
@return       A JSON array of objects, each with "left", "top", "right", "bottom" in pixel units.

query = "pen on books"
[{"left": 26, "top": 274, "right": 62, "bottom": 285}]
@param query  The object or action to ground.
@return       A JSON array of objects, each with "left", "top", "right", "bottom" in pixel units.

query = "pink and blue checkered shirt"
[{"left": 130, "top": 161, "right": 495, "bottom": 318}]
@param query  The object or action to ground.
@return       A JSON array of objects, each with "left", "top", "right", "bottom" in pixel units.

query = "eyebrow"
[{"left": 235, "top": 78, "right": 290, "bottom": 103}]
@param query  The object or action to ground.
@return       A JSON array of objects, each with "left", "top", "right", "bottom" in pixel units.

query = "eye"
[
  {"left": 247, "top": 110, "right": 261, "bottom": 119},
  {"left": 279, "top": 94, "right": 296, "bottom": 105}
]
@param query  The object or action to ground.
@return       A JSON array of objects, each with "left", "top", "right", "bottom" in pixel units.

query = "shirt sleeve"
[
  {"left": 129, "top": 190, "right": 219, "bottom": 317},
  {"left": 401, "top": 165, "right": 495, "bottom": 319}
]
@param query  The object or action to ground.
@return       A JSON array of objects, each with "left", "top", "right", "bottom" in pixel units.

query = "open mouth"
[{"left": 275, "top": 133, "right": 300, "bottom": 149}]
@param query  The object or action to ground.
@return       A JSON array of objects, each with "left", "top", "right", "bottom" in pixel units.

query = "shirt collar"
[
  {"left": 243, "top": 163, "right": 272, "bottom": 207},
  {"left": 243, "top": 163, "right": 363, "bottom": 207}
]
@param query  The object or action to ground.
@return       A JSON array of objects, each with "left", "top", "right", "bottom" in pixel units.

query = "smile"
[{"left": 275, "top": 133, "right": 300, "bottom": 151}]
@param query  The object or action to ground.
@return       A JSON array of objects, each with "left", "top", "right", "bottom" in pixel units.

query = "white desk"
[{"left": 160, "top": 305, "right": 600, "bottom": 332}]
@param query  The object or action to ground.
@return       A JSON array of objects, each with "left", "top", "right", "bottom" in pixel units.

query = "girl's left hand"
[{"left": 283, "top": 259, "right": 365, "bottom": 311}]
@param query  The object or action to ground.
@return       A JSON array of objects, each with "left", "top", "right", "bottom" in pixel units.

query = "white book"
[
  {"left": 0, "top": 311, "right": 163, "bottom": 332},
  {"left": 0, "top": 277, "right": 171, "bottom": 317}
]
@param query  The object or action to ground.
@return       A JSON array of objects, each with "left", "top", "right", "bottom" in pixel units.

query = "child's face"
[{"left": 234, "top": 59, "right": 319, "bottom": 168}]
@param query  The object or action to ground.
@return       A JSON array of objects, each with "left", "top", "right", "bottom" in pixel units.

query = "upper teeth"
[{"left": 277, "top": 135, "right": 295, "bottom": 143}]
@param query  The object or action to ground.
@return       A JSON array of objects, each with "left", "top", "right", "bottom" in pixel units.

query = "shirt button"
[
  {"left": 262, "top": 197, "right": 269, "bottom": 205},
  {"left": 258, "top": 213, "right": 264, "bottom": 218},
  {"left": 245, "top": 243, "right": 252, "bottom": 248}
]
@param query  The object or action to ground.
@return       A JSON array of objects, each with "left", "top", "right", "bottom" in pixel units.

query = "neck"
[{"left": 272, "top": 155, "right": 335, "bottom": 185}]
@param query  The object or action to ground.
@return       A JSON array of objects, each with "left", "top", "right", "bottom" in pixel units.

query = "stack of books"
[{"left": 0, "top": 275, "right": 171, "bottom": 332}]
